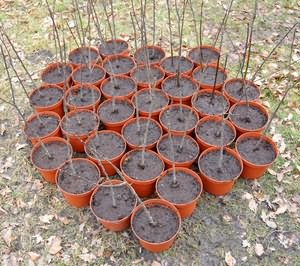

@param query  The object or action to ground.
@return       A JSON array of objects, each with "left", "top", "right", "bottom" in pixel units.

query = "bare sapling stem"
[
  {"left": 213, "top": 0, "right": 234, "bottom": 47},
  {"left": 253, "top": 28, "right": 298, "bottom": 150},
  {"left": 130, "top": 12, "right": 138, "bottom": 51},
  {"left": 166, "top": 0, "right": 174, "bottom": 65},
  {"left": 243, "top": 0, "right": 257, "bottom": 81},
  {"left": 86, "top": 144, "right": 117, "bottom": 208},
  {"left": 176, "top": 0, "right": 187, "bottom": 88},
  {"left": 199, "top": 1, "right": 204, "bottom": 67},
  {"left": 166, "top": 113, "right": 178, "bottom": 187},
  {"left": 152, "top": 0, "right": 156, "bottom": 45},
  {"left": 66, "top": 20, "right": 80, "bottom": 48},
  {"left": 178, "top": 109, "right": 192, "bottom": 152},
  {"left": 109, "top": 0, "right": 117, "bottom": 40},
  {"left": 0, "top": 45, "right": 25, "bottom": 121},
  {"left": 135, "top": 96, "right": 141, "bottom": 134},
  {"left": 71, "top": 11, "right": 83, "bottom": 46},
  {"left": 188, "top": 0, "right": 199, "bottom": 46},
  {"left": 46, "top": 0, "right": 64, "bottom": 64},
  {"left": 100, "top": 158, "right": 157, "bottom": 226},
  {"left": 251, "top": 22, "right": 298, "bottom": 82},
  {"left": 74, "top": 0, "right": 86, "bottom": 45},
  {"left": 0, "top": 29, "right": 36, "bottom": 87},
  {"left": 210, "top": 33, "right": 224, "bottom": 102},
  {"left": 102, "top": 0, "right": 116, "bottom": 53}
]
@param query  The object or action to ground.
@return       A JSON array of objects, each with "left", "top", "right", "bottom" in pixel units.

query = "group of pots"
[{"left": 24, "top": 39, "right": 278, "bottom": 253}]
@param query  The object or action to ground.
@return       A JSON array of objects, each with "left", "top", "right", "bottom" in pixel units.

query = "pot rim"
[
  {"left": 130, "top": 198, "right": 182, "bottom": 246},
  {"left": 235, "top": 132, "right": 278, "bottom": 167},
  {"left": 60, "top": 109, "right": 100, "bottom": 138},
  {"left": 198, "top": 146, "right": 243, "bottom": 184},
  {"left": 31, "top": 136, "right": 73, "bottom": 172},
  {"left": 156, "top": 167, "right": 203, "bottom": 207}
]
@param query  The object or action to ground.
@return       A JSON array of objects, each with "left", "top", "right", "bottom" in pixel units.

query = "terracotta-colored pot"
[
  {"left": 56, "top": 158, "right": 102, "bottom": 207},
  {"left": 235, "top": 132, "right": 278, "bottom": 180},
  {"left": 197, "top": 147, "right": 243, "bottom": 196},
  {"left": 71, "top": 64, "right": 106, "bottom": 88},
  {"left": 159, "top": 104, "right": 199, "bottom": 136},
  {"left": 65, "top": 84, "right": 101, "bottom": 112},
  {"left": 223, "top": 78, "right": 260, "bottom": 106},
  {"left": 31, "top": 137, "right": 73, "bottom": 184},
  {"left": 195, "top": 116, "right": 236, "bottom": 151},
  {"left": 161, "top": 74, "right": 199, "bottom": 106},
  {"left": 120, "top": 149, "right": 165, "bottom": 197},
  {"left": 121, "top": 117, "right": 163, "bottom": 150},
  {"left": 191, "top": 89, "right": 230, "bottom": 118},
  {"left": 192, "top": 63, "right": 227, "bottom": 90},
  {"left": 102, "top": 54, "right": 136, "bottom": 76},
  {"left": 61, "top": 109, "right": 99, "bottom": 152},
  {"left": 84, "top": 130, "right": 126, "bottom": 176},
  {"left": 97, "top": 97, "right": 135, "bottom": 133},
  {"left": 90, "top": 180, "right": 137, "bottom": 231},
  {"left": 41, "top": 62, "right": 73, "bottom": 89},
  {"left": 68, "top": 46, "right": 102, "bottom": 68},
  {"left": 29, "top": 84, "right": 65, "bottom": 117},
  {"left": 98, "top": 39, "right": 130, "bottom": 58},
  {"left": 132, "top": 88, "right": 170, "bottom": 121},
  {"left": 188, "top": 45, "right": 220, "bottom": 67},
  {"left": 24, "top": 111, "right": 62, "bottom": 145},
  {"left": 134, "top": 45, "right": 166, "bottom": 66},
  {"left": 131, "top": 198, "right": 181, "bottom": 252},
  {"left": 160, "top": 56, "right": 194, "bottom": 76},
  {"left": 130, "top": 64, "right": 165, "bottom": 89},
  {"left": 156, "top": 133, "right": 200, "bottom": 169},
  {"left": 100, "top": 75, "right": 137, "bottom": 100},
  {"left": 156, "top": 167, "right": 203, "bottom": 218},
  {"left": 229, "top": 101, "right": 269, "bottom": 136}
]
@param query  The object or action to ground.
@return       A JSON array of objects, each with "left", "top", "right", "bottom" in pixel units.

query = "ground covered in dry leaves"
[{"left": 0, "top": 0, "right": 300, "bottom": 265}]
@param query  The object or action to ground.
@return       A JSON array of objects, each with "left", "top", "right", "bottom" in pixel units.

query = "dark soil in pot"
[
  {"left": 32, "top": 141, "right": 72, "bottom": 169},
  {"left": 102, "top": 77, "right": 136, "bottom": 97},
  {"left": 103, "top": 57, "right": 135, "bottom": 75},
  {"left": 133, "top": 89, "right": 169, "bottom": 113},
  {"left": 193, "top": 66, "right": 226, "bottom": 85},
  {"left": 66, "top": 86, "right": 100, "bottom": 107},
  {"left": 196, "top": 120, "right": 235, "bottom": 146},
  {"left": 193, "top": 92, "right": 229, "bottom": 116},
  {"left": 69, "top": 47, "right": 99, "bottom": 65},
  {"left": 73, "top": 66, "right": 105, "bottom": 84},
  {"left": 198, "top": 150, "right": 241, "bottom": 181},
  {"left": 98, "top": 100, "right": 134, "bottom": 123},
  {"left": 62, "top": 111, "right": 99, "bottom": 136},
  {"left": 237, "top": 138, "right": 276, "bottom": 165},
  {"left": 122, "top": 150, "right": 164, "bottom": 181},
  {"left": 123, "top": 119, "right": 161, "bottom": 147},
  {"left": 132, "top": 204, "right": 180, "bottom": 243},
  {"left": 132, "top": 66, "right": 164, "bottom": 84},
  {"left": 30, "top": 87, "right": 63, "bottom": 107},
  {"left": 42, "top": 64, "right": 72, "bottom": 84},
  {"left": 135, "top": 47, "right": 165, "bottom": 65},
  {"left": 160, "top": 106, "right": 198, "bottom": 132},
  {"left": 91, "top": 183, "right": 136, "bottom": 220},
  {"left": 161, "top": 56, "right": 193, "bottom": 74},
  {"left": 99, "top": 40, "right": 128, "bottom": 56},
  {"left": 225, "top": 80, "right": 259, "bottom": 101},
  {"left": 158, "top": 135, "right": 198, "bottom": 163},
  {"left": 230, "top": 105, "right": 268, "bottom": 130},
  {"left": 162, "top": 76, "right": 197, "bottom": 98},
  {"left": 86, "top": 132, "right": 125, "bottom": 160},
  {"left": 25, "top": 115, "right": 59, "bottom": 138},
  {"left": 58, "top": 160, "right": 100, "bottom": 194},
  {"left": 157, "top": 170, "right": 201, "bottom": 204},
  {"left": 189, "top": 47, "right": 219, "bottom": 65}
]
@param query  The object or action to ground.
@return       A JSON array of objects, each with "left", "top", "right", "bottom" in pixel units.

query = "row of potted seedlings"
[{"left": 24, "top": 40, "right": 278, "bottom": 253}]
